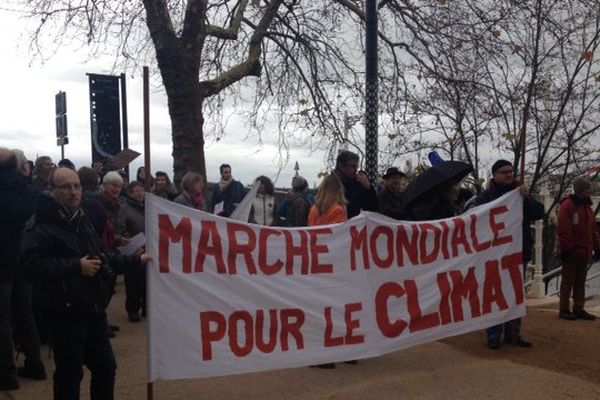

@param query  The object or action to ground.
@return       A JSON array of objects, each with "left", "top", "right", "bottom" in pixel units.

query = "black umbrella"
[{"left": 401, "top": 160, "right": 473, "bottom": 209}]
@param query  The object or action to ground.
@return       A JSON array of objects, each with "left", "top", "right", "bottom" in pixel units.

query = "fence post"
[{"left": 528, "top": 219, "right": 546, "bottom": 298}]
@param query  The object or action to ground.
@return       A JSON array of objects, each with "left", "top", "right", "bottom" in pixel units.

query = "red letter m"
[{"left": 158, "top": 215, "right": 192, "bottom": 273}]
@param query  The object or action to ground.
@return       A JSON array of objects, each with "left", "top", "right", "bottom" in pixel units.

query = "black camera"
[{"left": 90, "top": 254, "right": 116, "bottom": 282}]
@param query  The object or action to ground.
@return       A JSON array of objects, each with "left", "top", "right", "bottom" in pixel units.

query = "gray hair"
[
  {"left": 102, "top": 171, "right": 124, "bottom": 187},
  {"left": 11, "top": 149, "right": 28, "bottom": 174}
]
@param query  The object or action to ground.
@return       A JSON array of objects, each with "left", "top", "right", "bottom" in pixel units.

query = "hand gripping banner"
[{"left": 146, "top": 190, "right": 524, "bottom": 381}]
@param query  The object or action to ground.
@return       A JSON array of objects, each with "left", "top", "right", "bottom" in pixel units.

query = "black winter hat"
[
  {"left": 491, "top": 159, "right": 513, "bottom": 174},
  {"left": 382, "top": 167, "right": 406, "bottom": 179}
]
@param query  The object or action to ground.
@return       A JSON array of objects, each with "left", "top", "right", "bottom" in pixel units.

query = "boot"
[
  {"left": 17, "top": 361, "right": 46, "bottom": 380},
  {"left": 573, "top": 309, "right": 596, "bottom": 320},
  {"left": 559, "top": 310, "right": 577, "bottom": 321},
  {"left": 0, "top": 375, "right": 19, "bottom": 391}
]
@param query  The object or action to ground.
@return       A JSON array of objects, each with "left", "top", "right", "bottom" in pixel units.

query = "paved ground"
[{"left": 6, "top": 281, "right": 600, "bottom": 400}]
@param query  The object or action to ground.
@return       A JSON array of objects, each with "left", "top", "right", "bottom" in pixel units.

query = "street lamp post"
[{"left": 365, "top": 0, "right": 378, "bottom": 184}]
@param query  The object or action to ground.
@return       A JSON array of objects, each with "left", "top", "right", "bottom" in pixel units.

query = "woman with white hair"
[{"left": 100, "top": 171, "right": 126, "bottom": 248}]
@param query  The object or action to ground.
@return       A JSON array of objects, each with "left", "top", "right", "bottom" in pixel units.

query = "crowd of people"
[{"left": 0, "top": 146, "right": 598, "bottom": 398}]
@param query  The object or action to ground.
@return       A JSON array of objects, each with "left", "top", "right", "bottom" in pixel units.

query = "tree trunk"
[
  {"left": 166, "top": 81, "right": 206, "bottom": 186},
  {"left": 154, "top": 54, "right": 206, "bottom": 186}
]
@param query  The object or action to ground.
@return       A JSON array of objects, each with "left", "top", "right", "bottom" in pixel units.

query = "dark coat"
[
  {"left": 153, "top": 185, "right": 178, "bottom": 201},
  {"left": 283, "top": 192, "right": 312, "bottom": 227},
  {"left": 472, "top": 180, "right": 545, "bottom": 263},
  {"left": 211, "top": 180, "right": 246, "bottom": 217},
  {"left": 377, "top": 188, "right": 405, "bottom": 220},
  {"left": 118, "top": 199, "right": 145, "bottom": 237},
  {"left": 20, "top": 194, "right": 141, "bottom": 315},
  {"left": 0, "top": 170, "right": 38, "bottom": 276},
  {"left": 81, "top": 191, "right": 116, "bottom": 251},
  {"left": 334, "top": 170, "right": 378, "bottom": 219}
]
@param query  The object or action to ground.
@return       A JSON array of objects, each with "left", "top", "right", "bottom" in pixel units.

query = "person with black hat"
[
  {"left": 557, "top": 177, "right": 600, "bottom": 321},
  {"left": 471, "top": 159, "right": 544, "bottom": 350},
  {"left": 378, "top": 167, "right": 406, "bottom": 220}
]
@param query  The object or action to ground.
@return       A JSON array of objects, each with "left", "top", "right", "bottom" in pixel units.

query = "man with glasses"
[
  {"left": 20, "top": 168, "right": 150, "bottom": 400},
  {"left": 472, "top": 159, "right": 544, "bottom": 350}
]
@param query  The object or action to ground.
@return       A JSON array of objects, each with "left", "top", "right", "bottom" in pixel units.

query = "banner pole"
[
  {"left": 143, "top": 66, "right": 151, "bottom": 192},
  {"left": 147, "top": 382, "right": 153, "bottom": 400}
]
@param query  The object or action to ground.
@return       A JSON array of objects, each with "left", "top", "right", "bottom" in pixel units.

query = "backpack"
[{"left": 286, "top": 194, "right": 311, "bottom": 227}]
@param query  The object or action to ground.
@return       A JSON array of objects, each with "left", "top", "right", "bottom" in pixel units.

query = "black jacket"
[
  {"left": 211, "top": 180, "right": 247, "bottom": 217},
  {"left": 377, "top": 188, "right": 405, "bottom": 220},
  {"left": 20, "top": 194, "right": 141, "bottom": 315},
  {"left": 335, "top": 170, "right": 378, "bottom": 218},
  {"left": 0, "top": 170, "right": 38, "bottom": 277},
  {"left": 472, "top": 180, "right": 545, "bottom": 263}
]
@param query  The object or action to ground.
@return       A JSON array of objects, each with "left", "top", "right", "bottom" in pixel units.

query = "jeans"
[
  {"left": 0, "top": 277, "right": 43, "bottom": 379},
  {"left": 486, "top": 261, "right": 527, "bottom": 343},
  {"left": 50, "top": 311, "right": 116, "bottom": 400}
]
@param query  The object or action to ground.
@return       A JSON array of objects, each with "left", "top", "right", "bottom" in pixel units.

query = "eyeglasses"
[
  {"left": 54, "top": 183, "right": 81, "bottom": 191},
  {"left": 495, "top": 169, "right": 514, "bottom": 175}
]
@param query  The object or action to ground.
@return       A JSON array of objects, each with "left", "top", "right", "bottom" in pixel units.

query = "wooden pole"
[
  {"left": 120, "top": 73, "right": 130, "bottom": 179},
  {"left": 147, "top": 381, "right": 154, "bottom": 400},
  {"left": 143, "top": 66, "right": 151, "bottom": 192}
]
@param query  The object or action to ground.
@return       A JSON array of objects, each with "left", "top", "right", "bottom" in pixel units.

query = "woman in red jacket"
[{"left": 308, "top": 174, "right": 347, "bottom": 226}]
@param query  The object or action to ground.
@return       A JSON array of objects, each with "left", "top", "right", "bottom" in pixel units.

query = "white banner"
[{"left": 146, "top": 190, "right": 524, "bottom": 381}]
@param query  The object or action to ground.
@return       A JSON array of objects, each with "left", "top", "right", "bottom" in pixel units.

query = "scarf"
[
  {"left": 218, "top": 178, "right": 233, "bottom": 191},
  {"left": 59, "top": 206, "right": 102, "bottom": 256},
  {"left": 191, "top": 192, "right": 205, "bottom": 211}
]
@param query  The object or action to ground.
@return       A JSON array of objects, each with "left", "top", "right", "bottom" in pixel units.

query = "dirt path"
[{"left": 6, "top": 283, "right": 600, "bottom": 400}]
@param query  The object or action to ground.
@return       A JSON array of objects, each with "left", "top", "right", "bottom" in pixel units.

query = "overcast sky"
[{"left": 0, "top": 5, "right": 332, "bottom": 187}]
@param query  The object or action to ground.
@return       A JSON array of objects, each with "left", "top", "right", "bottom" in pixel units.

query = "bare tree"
[
  {"left": 378, "top": 0, "right": 600, "bottom": 203},
  {"left": 23, "top": 0, "right": 381, "bottom": 182}
]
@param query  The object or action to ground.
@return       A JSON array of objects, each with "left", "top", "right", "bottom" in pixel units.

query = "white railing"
[
  {"left": 526, "top": 220, "right": 546, "bottom": 298},
  {"left": 545, "top": 268, "right": 600, "bottom": 297}
]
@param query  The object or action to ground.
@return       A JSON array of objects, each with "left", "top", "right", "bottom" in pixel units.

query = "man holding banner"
[
  {"left": 147, "top": 183, "right": 531, "bottom": 381},
  {"left": 472, "top": 159, "right": 544, "bottom": 350}
]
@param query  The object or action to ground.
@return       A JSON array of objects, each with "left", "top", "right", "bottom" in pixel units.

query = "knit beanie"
[
  {"left": 291, "top": 175, "right": 308, "bottom": 191},
  {"left": 491, "top": 159, "right": 513, "bottom": 174},
  {"left": 572, "top": 177, "right": 592, "bottom": 194}
]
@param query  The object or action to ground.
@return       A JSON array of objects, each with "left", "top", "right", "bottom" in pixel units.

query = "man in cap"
[
  {"left": 377, "top": 167, "right": 406, "bottom": 220},
  {"left": 472, "top": 159, "right": 544, "bottom": 350},
  {"left": 557, "top": 177, "right": 600, "bottom": 320}
]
